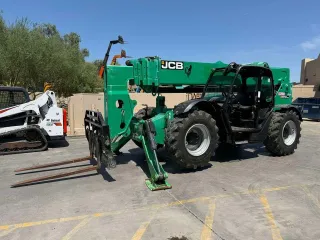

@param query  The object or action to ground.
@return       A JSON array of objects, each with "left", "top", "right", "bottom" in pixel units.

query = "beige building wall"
[
  {"left": 67, "top": 93, "right": 190, "bottom": 136},
  {"left": 300, "top": 55, "right": 320, "bottom": 85},
  {"left": 28, "top": 86, "right": 320, "bottom": 136},
  {"left": 292, "top": 85, "right": 320, "bottom": 99},
  {"left": 67, "top": 93, "right": 104, "bottom": 136},
  {"left": 66, "top": 85, "right": 320, "bottom": 136}
]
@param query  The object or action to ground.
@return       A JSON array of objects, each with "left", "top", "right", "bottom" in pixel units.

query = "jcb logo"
[{"left": 161, "top": 61, "right": 184, "bottom": 70}]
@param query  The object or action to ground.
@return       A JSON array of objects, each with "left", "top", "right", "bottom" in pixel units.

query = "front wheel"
[
  {"left": 264, "top": 110, "right": 301, "bottom": 156},
  {"left": 165, "top": 110, "right": 219, "bottom": 169}
]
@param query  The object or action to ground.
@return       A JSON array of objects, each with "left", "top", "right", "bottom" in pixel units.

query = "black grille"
[
  {"left": 0, "top": 90, "right": 29, "bottom": 109},
  {"left": 0, "top": 112, "right": 27, "bottom": 127}
]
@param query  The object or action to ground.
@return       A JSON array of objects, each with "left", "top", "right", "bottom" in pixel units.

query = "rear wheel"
[
  {"left": 165, "top": 110, "right": 219, "bottom": 169},
  {"left": 264, "top": 110, "right": 301, "bottom": 156}
]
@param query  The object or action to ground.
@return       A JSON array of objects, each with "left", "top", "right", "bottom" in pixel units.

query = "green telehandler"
[
  {"left": 11, "top": 36, "right": 302, "bottom": 190},
  {"left": 83, "top": 36, "right": 302, "bottom": 191}
]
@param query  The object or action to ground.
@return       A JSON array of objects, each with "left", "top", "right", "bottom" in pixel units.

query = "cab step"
[{"left": 231, "top": 126, "right": 261, "bottom": 133}]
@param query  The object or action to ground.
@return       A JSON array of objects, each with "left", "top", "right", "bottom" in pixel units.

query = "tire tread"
[
  {"left": 264, "top": 110, "right": 301, "bottom": 156},
  {"left": 165, "top": 110, "right": 219, "bottom": 169}
]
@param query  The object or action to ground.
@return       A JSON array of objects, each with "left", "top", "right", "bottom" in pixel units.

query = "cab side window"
[{"left": 261, "top": 76, "right": 273, "bottom": 107}]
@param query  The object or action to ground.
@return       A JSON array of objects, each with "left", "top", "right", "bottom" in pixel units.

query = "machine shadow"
[
  {"left": 48, "top": 139, "right": 70, "bottom": 148},
  {"left": 212, "top": 143, "right": 268, "bottom": 162},
  {"left": 303, "top": 118, "right": 320, "bottom": 122},
  {"left": 119, "top": 143, "right": 269, "bottom": 175},
  {"left": 91, "top": 158, "right": 116, "bottom": 182},
  {"left": 99, "top": 166, "right": 117, "bottom": 182},
  {"left": 122, "top": 147, "right": 212, "bottom": 175},
  {"left": 115, "top": 148, "right": 153, "bottom": 179}
]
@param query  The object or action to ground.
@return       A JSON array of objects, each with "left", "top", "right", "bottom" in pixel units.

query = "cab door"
[{"left": 255, "top": 72, "right": 274, "bottom": 126}]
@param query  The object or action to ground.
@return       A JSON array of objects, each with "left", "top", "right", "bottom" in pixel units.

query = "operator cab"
[
  {"left": 201, "top": 62, "right": 274, "bottom": 132},
  {"left": 0, "top": 87, "right": 30, "bottom": 109}
]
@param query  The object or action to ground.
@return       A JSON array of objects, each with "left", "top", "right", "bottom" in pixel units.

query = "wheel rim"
[
  {"left": 184, "top": 124, "right": 211, "bottom": 156},
  {"left": 282, "top": 120, "right": 297, "bottom": 146}
]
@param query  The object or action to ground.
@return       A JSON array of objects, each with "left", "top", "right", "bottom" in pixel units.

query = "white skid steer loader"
[{"left": 0, "top": 87, "right": 67, "bottom": 155}]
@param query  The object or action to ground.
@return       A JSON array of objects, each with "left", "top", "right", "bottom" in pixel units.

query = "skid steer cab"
[{"left": 0, "top": 87, "right": 67, "bottom": 155}]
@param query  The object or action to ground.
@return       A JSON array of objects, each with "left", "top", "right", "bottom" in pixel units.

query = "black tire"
[
  {"left": 264, "top": 110, "right": 301, "bottom": 156},
  {"left": 132, "top": 107, "right": 155, "bottom": 148},
  {"left": 165, "top": 110, "right": 219, "bottom": 169}
]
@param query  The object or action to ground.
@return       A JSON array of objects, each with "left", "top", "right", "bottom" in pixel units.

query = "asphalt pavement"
[{"left": 0, "top": 120, "right": 319, "bottom": 240}]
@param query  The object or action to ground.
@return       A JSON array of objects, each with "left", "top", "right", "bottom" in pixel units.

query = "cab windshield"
[
  {"left": 202, "top": 66, "right": 274, "bottom": 107},
  {"left": 202, "top": 71, "right": 241, "bottom": 102}
]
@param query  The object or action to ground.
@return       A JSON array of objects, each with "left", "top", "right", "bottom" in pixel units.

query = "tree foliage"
[{"left": 0, "top": 13, "right": 101, "bottom": 97}]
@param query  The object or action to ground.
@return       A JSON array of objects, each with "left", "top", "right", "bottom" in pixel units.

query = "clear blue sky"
[{"left": 1, "top": 0, "right": 320, "bottom": 81}]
